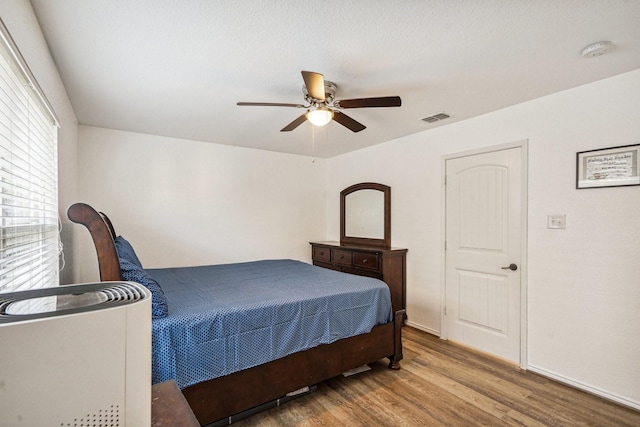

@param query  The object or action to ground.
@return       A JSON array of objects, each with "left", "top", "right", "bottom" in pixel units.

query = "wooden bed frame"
[{"left": 68, "top": 202, "right": 404, "bottom": 426}]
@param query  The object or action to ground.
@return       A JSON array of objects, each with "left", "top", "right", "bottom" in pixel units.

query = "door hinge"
[{"left": 444, "top": 305, "right": 447, "bottom": 316}]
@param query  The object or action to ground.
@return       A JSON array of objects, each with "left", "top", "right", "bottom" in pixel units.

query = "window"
[{"left": 0, "top": 19, "right": 59, "bottom": 293}]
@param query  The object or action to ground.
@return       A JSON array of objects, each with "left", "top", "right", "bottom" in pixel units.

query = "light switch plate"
[{"left": 547, "top": 214, "right": 566, "bottom": 229}]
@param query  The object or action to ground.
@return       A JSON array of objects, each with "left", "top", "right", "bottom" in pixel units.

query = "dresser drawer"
[
  {"left": 343, "top": 266, "right": 382, "bottom": 279},
  {"left": 312, "top": 246, "right": 331, "bottom": 262},
  {"left": 353, "top": 252, "right": 380, "bottom": 271},
  {"left": 331, "top": 249, "right": 352, "bottom": 266}
]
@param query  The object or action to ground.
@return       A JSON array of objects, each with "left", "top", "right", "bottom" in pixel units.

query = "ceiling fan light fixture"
[{"left": 306, "top": 107, "right": 334, "bottom": 126}]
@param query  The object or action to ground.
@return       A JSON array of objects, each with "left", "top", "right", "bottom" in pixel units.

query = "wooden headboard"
[{"left": 67, "top": 202, "right": 123, "bottom": 281}]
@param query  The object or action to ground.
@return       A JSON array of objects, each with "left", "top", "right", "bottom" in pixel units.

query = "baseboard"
[
  {"left": 405, "top": 323, "right": 639, "bottom": 411},
  {"left": 404, "top": 321, "right": 439, "bottom": 337},
  {"left": 527, "top": 364, "right": 640, "bottom": 412}
]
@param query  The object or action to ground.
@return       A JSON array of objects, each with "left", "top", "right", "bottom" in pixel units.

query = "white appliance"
[{"left": 0, "top": 282, "right": 152, "bottom": 426}]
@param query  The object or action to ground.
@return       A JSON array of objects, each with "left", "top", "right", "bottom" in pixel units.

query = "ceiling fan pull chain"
[{"left": 312, "top": 125, "right": 316, "bottom": 161}]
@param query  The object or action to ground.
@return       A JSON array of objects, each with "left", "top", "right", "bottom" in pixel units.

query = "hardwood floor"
[{"left": 232, "top": 327, "right": 640, "bottom": 426}]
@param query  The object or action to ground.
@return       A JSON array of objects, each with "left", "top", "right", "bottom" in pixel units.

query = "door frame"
[{"left": 440, "top": 139, "right": 529, "bottom": 368}]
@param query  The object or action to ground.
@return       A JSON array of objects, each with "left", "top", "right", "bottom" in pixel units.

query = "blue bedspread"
[{"left": 146, "top": 259, "right": 392, "bottom": 389}]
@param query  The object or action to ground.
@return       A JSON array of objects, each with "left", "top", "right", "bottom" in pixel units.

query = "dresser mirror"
[{"left": 340, "top": 182, "right": 391, "bottom": 249}]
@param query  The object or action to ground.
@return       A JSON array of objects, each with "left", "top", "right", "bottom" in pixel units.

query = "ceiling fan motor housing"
[{"left": 303, "top": 81, "right": 337, "bottom": 105}]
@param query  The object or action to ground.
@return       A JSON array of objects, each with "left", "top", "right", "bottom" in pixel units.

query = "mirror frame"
[{"left": 340, "top": 182, "right": 391, "bottom": 249}]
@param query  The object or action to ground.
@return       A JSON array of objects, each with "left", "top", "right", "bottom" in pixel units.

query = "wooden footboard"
[{"left": 183, "top": 309, "right": 404, "bottom": 426}]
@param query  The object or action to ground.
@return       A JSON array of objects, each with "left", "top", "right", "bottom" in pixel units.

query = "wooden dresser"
[{"left": 310, "top": 241, "right": 407, "bottom": 319}]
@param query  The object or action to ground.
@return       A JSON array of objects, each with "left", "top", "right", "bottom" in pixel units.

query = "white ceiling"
[{"left": 30, "top": 0, "right": 640, "bottom": 158}]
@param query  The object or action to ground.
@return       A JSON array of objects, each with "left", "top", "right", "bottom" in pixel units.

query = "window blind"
[{"left": 0, "top": 19, "right": 59, "bottom": 293}]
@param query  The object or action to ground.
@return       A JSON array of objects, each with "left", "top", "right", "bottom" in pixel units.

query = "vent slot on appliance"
[
  {"left": 0, "top": 282, "right": 149, "bottom": 322},
  {"left": 60, "top": 404, "right": 120, "bottom": 427}
]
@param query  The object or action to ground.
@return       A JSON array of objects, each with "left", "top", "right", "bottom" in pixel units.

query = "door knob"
[{"left": 501, "top": 263, "right": 518, "bottom": 271}]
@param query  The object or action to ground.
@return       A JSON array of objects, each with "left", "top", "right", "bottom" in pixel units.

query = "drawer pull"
[{"left": 362, "top": 259, "right": 368, "bottom": 263}]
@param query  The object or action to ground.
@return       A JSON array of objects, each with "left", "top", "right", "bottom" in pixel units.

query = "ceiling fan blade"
[
  {"left": 237, "top": 102, "right": 306, "bottom": 108},
  {"left": 335, "top": 96, "right": 401, "bottom": 109},
  {"left": 301, "top": 71, "right": 326, "bottom": 101},
  {"left": 332, "top": 111, "right": 366, "bottom": 132},
  {"left": 280, "top": 113, "right": 308, "bottom": 132}
]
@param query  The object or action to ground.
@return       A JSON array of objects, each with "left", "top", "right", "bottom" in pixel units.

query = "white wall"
[
  {"left": 326, "top": 69, "right": 640, "bottom": 408},
  {"left": 76, "top": 126, "right": 326, "bottom": 281},
  {"left": 0, "top": 1, "right": 80, "bottom": 284}
]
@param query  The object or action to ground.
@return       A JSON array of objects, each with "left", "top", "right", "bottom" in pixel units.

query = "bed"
[{"left": 67, "top": 202, "right": 404, "bottom": 426}]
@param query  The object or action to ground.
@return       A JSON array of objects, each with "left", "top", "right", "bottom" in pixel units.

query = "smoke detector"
[{"left": 581, "top": 41, "right": 613, "bottom": 58}]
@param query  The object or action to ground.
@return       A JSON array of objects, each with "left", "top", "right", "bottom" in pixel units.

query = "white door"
[{"left": 444, "top": 145, "right": 524, "bottom": 364}]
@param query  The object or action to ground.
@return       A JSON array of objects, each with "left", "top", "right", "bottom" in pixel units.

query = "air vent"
[{"left": 422, "top": 112, "right": 450, "bottom": 123}]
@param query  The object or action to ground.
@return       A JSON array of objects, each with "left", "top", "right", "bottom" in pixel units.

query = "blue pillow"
[
  {"left": 115, "top": 235, "right": 143, "bottom": 268},
  {"left": 119, "top": 257, "right": 168, "bottom": 318}
]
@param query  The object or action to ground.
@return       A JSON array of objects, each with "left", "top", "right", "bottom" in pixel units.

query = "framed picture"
[{"left": 576, "top": 144, "right": 640, "bottom": 189}]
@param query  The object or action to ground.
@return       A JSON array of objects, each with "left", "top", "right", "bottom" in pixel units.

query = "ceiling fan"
[{"left": 237, "top": 71, "right": 401, "bottom": 133}]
